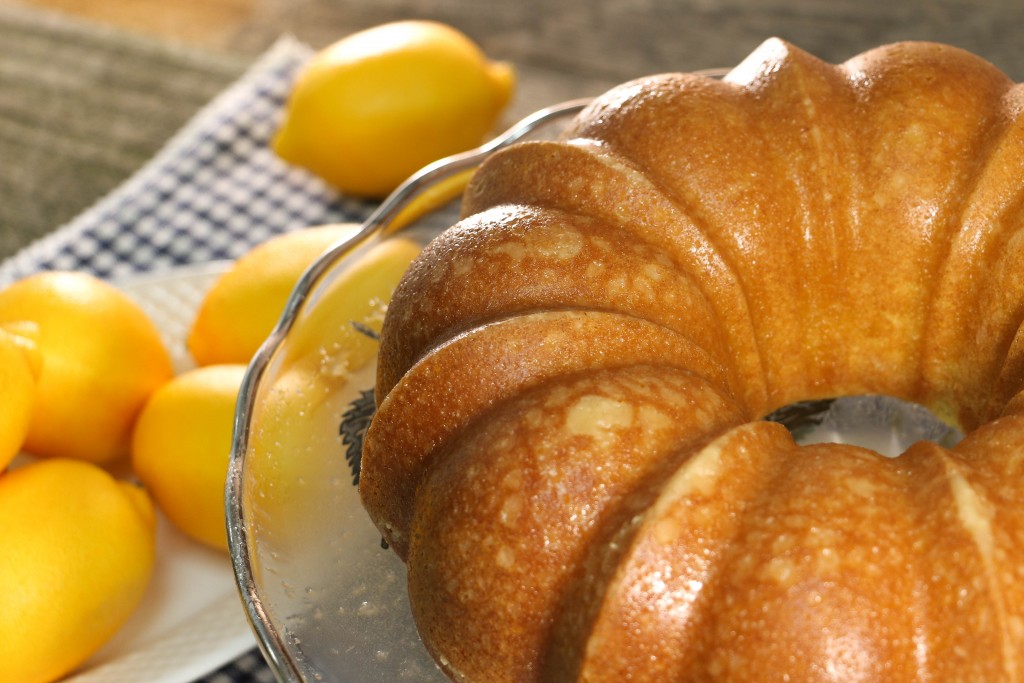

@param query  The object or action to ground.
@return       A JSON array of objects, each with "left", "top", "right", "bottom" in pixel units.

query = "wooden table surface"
[
  {"left": 13, "top": 0, "right": 1024, "bottom": 68},
  {"left": 10, "top": 0, "right": 1024, "bottom": 119},
  {"left": 3, "top": 0, "right": 1023, "bottom": 255}
]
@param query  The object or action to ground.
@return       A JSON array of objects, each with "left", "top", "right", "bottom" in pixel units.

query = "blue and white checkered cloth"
[
  {"left": 199, "top": 649, "right": 278, "bottom": 683},
  {"left": 0, "top": 35, "right": 377, "bottom": 683},
  {"left": 0, "top": 35, "right": 373, "bottom": 288}
]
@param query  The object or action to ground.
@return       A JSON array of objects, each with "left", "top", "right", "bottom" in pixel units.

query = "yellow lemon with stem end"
[
  {"left": 273, "top": 20, "right": 515, "bottom": 198},
  {"left": 0, "top": 272, "right": 174, "bottom": 464},
  {"left": 0, "top": 458, "right": 156, "bottom": 683},
  {"left": 0, "top": 325, "right": 39, "bottom": 471},
  {"left": 132, "top": 364, "right": 247, "bottom": 550},
  {"left": 188, "top": 224, "right": 362, "bottom": 366}
]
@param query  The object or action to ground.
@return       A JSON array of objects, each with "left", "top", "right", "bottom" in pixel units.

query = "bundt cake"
[{"left": 359, "top": 38, "right": 1024, "bottom": 681}]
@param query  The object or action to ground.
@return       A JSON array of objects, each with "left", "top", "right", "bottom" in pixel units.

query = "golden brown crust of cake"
[{"left": 361, "top": 37, "right": 1024, "bottom": 681}]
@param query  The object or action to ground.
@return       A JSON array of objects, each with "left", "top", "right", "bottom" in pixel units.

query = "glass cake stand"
[{"left": 226, "top": 98, "right": 592, "bottom": 683}]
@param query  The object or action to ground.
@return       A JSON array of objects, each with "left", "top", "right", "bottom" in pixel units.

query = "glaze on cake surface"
[{"left": 360, "top": 38, "right": 1024, "bottom": 681}]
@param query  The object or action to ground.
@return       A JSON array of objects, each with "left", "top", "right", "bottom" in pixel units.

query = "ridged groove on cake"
[
  {"left": 378, "top": 151, "right": 763, "bottom": 413},
  {"left": 363, "top": 309, "right": 734, "bottom": 558},
  {"left": 406, "top": 365, "right": 747, "bottom": 681}
]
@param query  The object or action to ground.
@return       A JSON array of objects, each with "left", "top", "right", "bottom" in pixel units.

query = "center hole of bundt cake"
[{"left": 765, "top": 395, "right": 963, "bottom": 457}]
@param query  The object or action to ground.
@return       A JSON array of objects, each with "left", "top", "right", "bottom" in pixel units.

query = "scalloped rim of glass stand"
[{"left": 226, "top": 96, "right": 604, "bottom": 682}]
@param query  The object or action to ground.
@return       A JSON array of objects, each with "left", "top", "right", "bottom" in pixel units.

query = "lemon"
[
  {"left": 0, "top": 324, "right": 40, "bottom": 471},
  {"left": 132, "top": 364, "right": 247, "bottom": 550},
  {"left": 242, "top": 235, "right": 421, "bottom": 546},
  {"left": 281, "top": 235, "right": 422, "bottom": 373},
  {"left": 388, "top": 169, "right": 476, "bottom": 233},
  {"left": 0, "top": 458, "right": 156, "bottom": 683},
  {"left": 189, "top": 224, "right": 361, "bottom": 366},
  {"left": 0, "top": 272, "right": 174, "bottom": 464},
  {"left": 0, "top": 320, "right": 43, "bottom": 377},
  {"left": 273, "top": 20, "right": 515, "bottom": 198},
  {"left": 243, "top": 356, "right": 371, "bottom": 557}
]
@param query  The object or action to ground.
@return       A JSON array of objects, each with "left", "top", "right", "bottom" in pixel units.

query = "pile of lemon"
[{"left": 0, "top": 19, "right": 513, "bottom": 683}]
